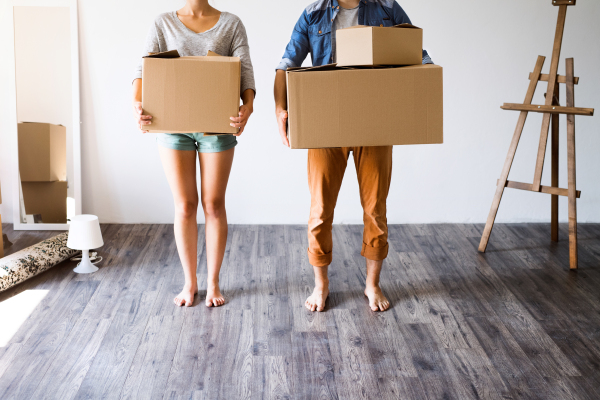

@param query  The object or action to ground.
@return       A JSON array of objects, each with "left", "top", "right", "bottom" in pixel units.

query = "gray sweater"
[{"left": 135, "top": 11, "right": 256, "bottom": 96}]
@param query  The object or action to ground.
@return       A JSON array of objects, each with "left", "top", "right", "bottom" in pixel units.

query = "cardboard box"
[
  {"left": 21, "top": 181, "right": 67, "bottom": 224},
  {"left": 336, "top": 24, "right": 423, "bottom": 67},
  {"left": 18, "top": 122, "right": 67, "bottom": 182},
  {"left": 286, "top": 64, "right": 443, "bottom": 149},
  {"left": 142, "top": 50, "right": 241, "bottom": 134}
]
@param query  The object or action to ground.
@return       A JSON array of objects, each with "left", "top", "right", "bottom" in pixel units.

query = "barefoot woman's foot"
[
  {"left": 174, "top": 283, "right": 198, "bottom": 307},
  {"left": 206, "top": 283, "right": 225, "bottom": 307},
  {"left": 305, "top": 286, "right": 329, "bottom": 312},
  {"left": 364, "top": 285, "right": 390, "bottom": 312}
]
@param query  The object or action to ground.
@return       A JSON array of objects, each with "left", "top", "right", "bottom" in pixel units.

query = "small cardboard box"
[
  {"left": 286, "top": 64, "right": 443, "bottom": 149},
  {"left": 21, "top": 181, "right": 68, "bottom": 224},
  {"left": 336, "top": 24, "right": 423, "bottom": 67},
  {"left": 18, "top": 122, "right": 67, "bottom": 182},
  {"left": 142, "top": 50, "right": 241, "bottom": 134}
]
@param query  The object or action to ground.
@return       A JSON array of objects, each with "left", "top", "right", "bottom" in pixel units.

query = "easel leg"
[
  {"left": 551, "top": 84, "right": 560, "bottom": 242},
  {"left": 479, "top": 112, "right": 527, "bottom": 252},
  {"left": 479, "top": 56, "right": 546, "bottom": 253},
  {"left": 566, "top": 58, "right": 578, "bottom": 269}
]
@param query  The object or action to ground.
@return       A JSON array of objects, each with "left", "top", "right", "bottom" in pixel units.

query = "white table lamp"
[{"left": 67, "top": 215, "right": 104, "bottom": 274}]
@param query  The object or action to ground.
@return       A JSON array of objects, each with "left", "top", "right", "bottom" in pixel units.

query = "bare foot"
[
  {"left": 174, "top": 283, "right": 198, "bottom": 307},
  {"left": 305, "top": 286, "right": 329, "bottom": 312},
  {"left": 364, "top": 285, "right": 390, "bottom": 312},
  {"left": 205, "top": 283, "right": 225, "bottom": 307}
]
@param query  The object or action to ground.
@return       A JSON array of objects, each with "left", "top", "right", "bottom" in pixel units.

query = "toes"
[
  {"left": 206, "top": 299, "right": 213, "bottom": 307},
  {"left": 370, "top": 302, "right": 379, "bottom": 312}
]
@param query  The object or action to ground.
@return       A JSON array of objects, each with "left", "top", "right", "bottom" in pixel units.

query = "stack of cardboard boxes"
[
  {"left": 18, "top": 122, "right": 68, "bottom": 224},
  {"left": 286, "top": 24, "right": 443, "bottom": 149}
]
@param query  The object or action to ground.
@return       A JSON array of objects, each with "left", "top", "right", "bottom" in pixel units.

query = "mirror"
[{"left": 8, "top": 0, "right": 81, "bottom": 230}]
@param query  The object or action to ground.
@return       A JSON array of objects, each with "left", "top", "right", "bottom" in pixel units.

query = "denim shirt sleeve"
[
  {"left": 392, "top": 2, "right": 434, "bottom": 65},
  {"left": 276, "top": 10, "right": 310, "bottom": 71}
]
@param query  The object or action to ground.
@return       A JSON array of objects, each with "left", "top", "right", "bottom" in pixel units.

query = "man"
[{"left": 274, "top": 0, "right": 433, "bottom": 312}]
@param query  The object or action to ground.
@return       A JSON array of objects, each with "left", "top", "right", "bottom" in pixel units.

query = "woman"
[{"left": 132, "top": 0, "right": 255, "bottom": 307}]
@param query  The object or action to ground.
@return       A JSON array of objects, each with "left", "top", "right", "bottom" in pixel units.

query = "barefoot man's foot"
[
  {"left": 305, "top": 265, "right": 329, "bottom": 312},
  {"left": 306, "top": 286, "right": 329, "bottom": 312},
  {"left": 206, "top": 283, "right": 225, "bottom": 307},
  {"left": 364, "top": 286, "right": 390, "bottom": 312},
  {"left": 365, "top": 259, "right": 390, "bottom": 312},
  {"left": 174, "top": 283, "right": 198, "bottom": 307}
]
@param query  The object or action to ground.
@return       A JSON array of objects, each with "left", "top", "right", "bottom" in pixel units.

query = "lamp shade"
[{"left": 67, "top": 215, "right": 104, "bottom": 250}]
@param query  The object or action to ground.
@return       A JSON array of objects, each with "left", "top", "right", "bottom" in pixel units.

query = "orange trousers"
[{"left": 307, "top": 146, "right": 393, "bottom": 267}]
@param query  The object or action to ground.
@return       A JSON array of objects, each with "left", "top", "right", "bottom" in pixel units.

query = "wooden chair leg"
[
  {"left": 551, "top": 84, "right": 560, "bottom": 242},
  {"left": 566, "top": 58, "right": 578, "bottom": 269}
]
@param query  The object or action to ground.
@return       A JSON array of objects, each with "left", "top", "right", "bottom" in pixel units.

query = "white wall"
[{"left": 1, "top": 0, "right": 599, "bottom": 224}]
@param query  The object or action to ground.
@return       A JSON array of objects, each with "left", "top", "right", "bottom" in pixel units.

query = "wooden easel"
[{"left": 479, "top": 0, "right": 594, "bottom": 270}]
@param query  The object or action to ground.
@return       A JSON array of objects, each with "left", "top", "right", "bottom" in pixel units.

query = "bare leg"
[
  {"left": 364, "top": 259, "right": 390, "bottom": 312},
  {"left": 158, "top": 146, "right": 199, "bottom": 307},
  {"left": 305, "top": 265, "right": 329, "bottom": 312},
  {"left": 199, "top": 147, "right": 235, "bottom": 307}
]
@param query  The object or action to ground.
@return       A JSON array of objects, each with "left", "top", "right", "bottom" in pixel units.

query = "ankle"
[
  {"left": 315, "top": 277, "right": 329, "bottom": 291},
  {"left": 207, "top": 279, "right": 220, "bottom": 289},
  {"left": 184, "top": 280, "right": 198, "bottom": 290}
]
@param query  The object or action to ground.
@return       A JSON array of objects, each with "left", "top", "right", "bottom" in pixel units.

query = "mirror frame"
[{"left": 7, "top": 0, "right": 81, "bottom": 231}]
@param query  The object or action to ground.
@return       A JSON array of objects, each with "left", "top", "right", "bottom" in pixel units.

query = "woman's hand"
[
  {"left": 276, "top": 109, "right": 290, "bottom": 147},
  {"left": 230, "top": 104, "right": 253, "bottom": 136},
  {"left": 133, "top": 101, "right": 153, "bottom": 133}
]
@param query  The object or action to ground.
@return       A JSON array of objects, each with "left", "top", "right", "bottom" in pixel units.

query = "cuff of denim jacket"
[{"left": 276, "top": 58, "right": 295, "bottom": 71}]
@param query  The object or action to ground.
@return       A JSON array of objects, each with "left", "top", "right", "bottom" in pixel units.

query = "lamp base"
[{"left": 73, "top": 249, "right": 98, "bottom": 274}]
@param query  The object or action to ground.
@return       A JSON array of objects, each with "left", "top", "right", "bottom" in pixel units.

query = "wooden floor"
[{"left": 0, "top": 223, "right": 599, "bottom": 399}]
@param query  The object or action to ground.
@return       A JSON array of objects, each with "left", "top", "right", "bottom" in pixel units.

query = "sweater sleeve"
[
  {"left": 230, "top": 19, "right": 256, "bottom": 97},
  {"left": 133, "top": 22, "right": 161, "bottom": 81}
]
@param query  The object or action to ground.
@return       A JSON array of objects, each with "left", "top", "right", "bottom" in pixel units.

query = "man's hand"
[
  {"left": 276, "top": 109, "right": 290, "bottom": 147},
  {"left": 133, "top": 101, "right": 152, "bottom": 133},
  {"left": 230, "top": 104, "right": 253, "bottom": 136}
]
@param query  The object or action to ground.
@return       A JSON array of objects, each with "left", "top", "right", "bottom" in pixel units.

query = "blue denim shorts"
[{"left": 156, "top": 133, "right": 237, "bottom": 153}]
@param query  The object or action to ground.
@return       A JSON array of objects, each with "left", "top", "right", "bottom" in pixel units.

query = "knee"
[
  {"left": 202, "top": 198, "right": 225, "bottom": 219},
  {"left": 175, "top": 200, "right": 198, "bottom": 220}
]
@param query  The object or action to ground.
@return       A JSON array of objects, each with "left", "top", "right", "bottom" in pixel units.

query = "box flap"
[
  {"left": 144, "top": 49, "right": 180, "bottom": 59},
  {"left": 288, "top": 64, "right": 423, "bottom": 73},
  {"left": 392, "top": 23, "right": 421, "bottom": 30},
  {"left": 288, "top": 64, "right": 356, "bottom": 73},
  {"left": 288, "top": 63, "right": 338, "bottom": 72},
  {"left": 339, "top": 23, "right": 421, "bottom": 31},
  {"left": 207, "top": 50, "right": 221, "bottom": 57}
]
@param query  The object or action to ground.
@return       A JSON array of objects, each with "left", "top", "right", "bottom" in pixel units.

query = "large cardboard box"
[
  {"left": 142, "top": 50, "right": 241, "bottom": 134},
  {"left": 18, "top": 122, "right": 67, "bottom": 182},
  {"left": 286, "top": 64, "right": 443, "bottom": 149},
  {"left": 336, "top": 24, "right": 423, "bottom": 67},
  {"left": 21, "top": 181, "right": 67, "bottom": 224}
]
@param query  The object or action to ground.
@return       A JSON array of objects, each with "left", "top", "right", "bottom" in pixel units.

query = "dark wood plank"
[{"left": 290, "top": 331, "right": 338, "bottom": 399}]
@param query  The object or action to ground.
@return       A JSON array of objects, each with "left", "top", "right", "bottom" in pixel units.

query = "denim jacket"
[{"left": 276, "top": 0, "right": 433, "bottom": 70}]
